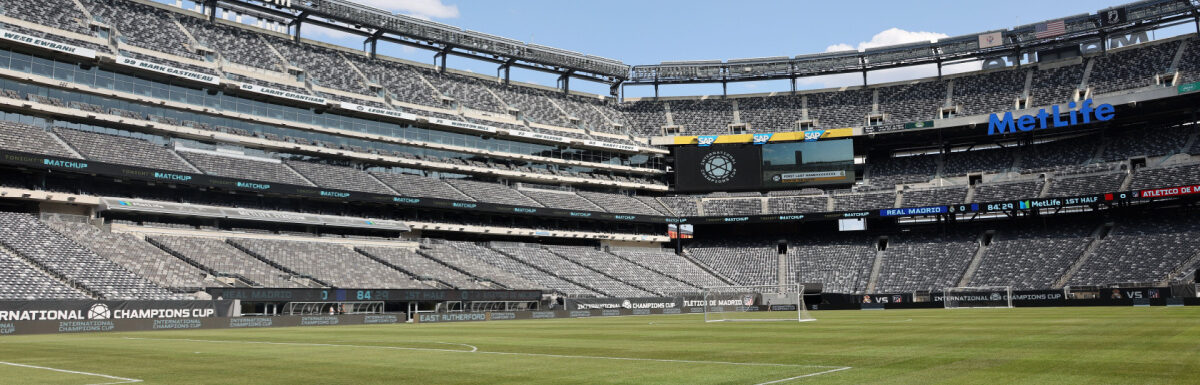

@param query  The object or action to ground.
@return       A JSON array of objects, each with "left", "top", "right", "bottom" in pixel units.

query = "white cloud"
[
  {"left": 825, "top": 27, "right": 949, "bottom": 52},
  {"left": 354, "top": 0, "right": 460, "bottom": 20},
  {"left": 792, "top": 28, "right": 980, "bottom": 89}
]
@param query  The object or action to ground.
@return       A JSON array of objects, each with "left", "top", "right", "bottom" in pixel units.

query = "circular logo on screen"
[
  {"left": 88, "top": 303, "right": 111, "bottom": 320},
  {"left": 700, "top": 151, "right": 736, "bottom": 184}
]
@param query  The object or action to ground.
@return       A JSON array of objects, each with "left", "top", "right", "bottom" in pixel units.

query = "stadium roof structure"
[
  {"left": 204, "top": 0, "right": 630, "bottom": 91},
  {"left": 626, "top": 0, "right": 1200, "bottom": 90}
]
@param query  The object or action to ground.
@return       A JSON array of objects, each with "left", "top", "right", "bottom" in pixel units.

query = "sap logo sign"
[
  {"left": 803, "top": 130, "right": 824, "bottom": 142},
  {"left": 751, "top": 133, "right": 772, "bottom": 145},
  {"left": 988, "top": 99, "right": 1114, "bottom": 135},
  {"left": 696, "top": 136, "right": 718, "bottom": 147}
]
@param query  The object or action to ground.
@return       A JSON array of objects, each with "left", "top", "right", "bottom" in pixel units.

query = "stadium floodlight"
[
  {"left": 943, "top": 286, "right": 1014, "bottom": 309},
  {"left": 701, "top": 284, "right": 815, "bottom": 322}
]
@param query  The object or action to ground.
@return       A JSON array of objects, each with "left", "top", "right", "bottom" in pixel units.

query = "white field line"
[
  {"left": 0, "top": 361, "right": 142, "bottom": 385},
  {"left": 123, "top": 337, "right": 851, "bottom": 382}
]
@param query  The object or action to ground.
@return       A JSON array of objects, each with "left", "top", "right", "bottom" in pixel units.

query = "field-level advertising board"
[
  {"left": 701, "top": 284, "right": 815, "bottom": 322},
  {"left": 943, "top": 286, "right": 1014, "bottom": 309}
]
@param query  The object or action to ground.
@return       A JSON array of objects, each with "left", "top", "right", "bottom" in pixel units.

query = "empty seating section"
[
  {"left": 578, "top": 192, "right": 664, "bottom": 216},
  {"left": 0, "top": 121, "right": 80, "bottom": 158},
  {"left": 1088, "top": 41, "right": 1177, "bottom": 95},
  {"left": 767, "top": 195, "right": 829, "bottom": 213},
  {"left": 351, "top": 57, "right": 441, "bottom": 107},
  {"left": 969, "top": 224, "right": 1093, "bottom": 290},
  {"left": 810, "top": 89, "right": 871, "bottom": 128},
  {"left": 943, "top": 148, "right": 1015, "bottom": 176},
  {"left": 739, "top": 95, "right": 802, "bottom": 132},
  {"left": 834, "top": 191, "right": 894, "bottom": 211},
  {"left": 658, "top": 196, "right": 699, "bottom": 216},
  {"left": 687, "top": 240, "right": 778, "bottom": 285},
  {"left": 972, "top": 180, "right": 1043, "bottom": 202},
  {"left": 1046, "top": 172, "right": 1125, "bottom": 196},
  {"left": 270, "top": 39, "right": 371, "bottom": 94},
  {"left": 1029, "top": 64, "right": 1083, "bottom": 107},
  {"left": 559, "top": 94, "right": 617, "bottom": 133},
  {"left": 953, "top": 69, "right": 1025, "bottom": 116},
  {"left": 701, "top": 198, "right": 761, "bottom": 216},
  {"left": 1131, "top": 163, "right": 1200, "bottom": 190},
  {"left": 421, "top": 242, "right": 546, "bottom": 291},
  {"left": 179, "top": 151, "right": 314, "bottom": 186},
  {"left": 876, "top": 232, "right": 977, "bottom": 293},
  {"left": 1101, "top": 126, "right": 1188, "bottom": 161},
  {"left": 180, "top": 17, "right": 280, "bottom": 71},
  {"left": 46, "top": 220, "right": 208, "bottom": 290},
  {"left": 671, "top": 99, "right": 733, "bottom": 135},
  {"left": 88, "top": 0, "right": 202, "bottom": 60},
  {"left": 493, "top": 244, "right": 651, "bottom": 298},
  {"left": 447, "top": 179, "right": 541, "bottom": 206},
  {"left": 879, "top": 82, "right": 945, "bottom": 124},
  {"left": 903, "top": 187, "right": 967, "bottom": 207},
  {"left": 52, "top": 128, "right": 196, "bottom": 173},
  {"left": 451, "top": 242, "right": 593, "bottom": 296},
  {"left": 148, "top": 235, "right": 301, "bottom": 288},
  {"left": 787, "top": 236, "right": 876, "bottom": 293},
  {"left": 547, "top": 246, "right": 693, "bottom": 296},
  {"left": 369, "top": 172, "right": 475, "bottom": 201},
  {"left": 867, "top": 155, "right": 936, "bottom": 187},
  {"left": 519, "top": 189, "right": 602, "bottom": 211},
  {"left": 635, "top": 196, "right": 674, "bottom": 215},
  {"left": 620, "top": 101, "right": 667, "bottom": 135},
  {"left": 415, "top": 68, "right": 505, "bottom": 113},
  {"left": 285, "top": 160, "right": 395, "bottom": 195},
  {"left": 1, "top": 0, "right": 89, "bottom": 35},
  {"left": 612, "top": 249, "right": 726, "bottom": 288},
  {"left": 358, "top": 246, "right": 489, "bottom": 289},
  {"left": 0, "top": 212, "right": 178, "bottom": 299},
  {"left": 1019, "top": 136, "right": 1098, "bottom": 172},
  {"left": 491, "top": 85, "right": 571, "bottom": 127},
  {"left": 0, "top": 247, "right": 88, "bottom": 300},
  {"left": 230, "top": 238, "right": 427, "bottom": 289},
  {"left": 1070, "top": 215, "right": 1200, "bottom": 285}
]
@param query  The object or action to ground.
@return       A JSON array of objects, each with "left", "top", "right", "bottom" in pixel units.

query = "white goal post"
[
  {"left": 943, "top": 286, "right": 1014, "bottom": 309},
  {"left": 701, "top": 284, "right": 816, "bottom": 322}
]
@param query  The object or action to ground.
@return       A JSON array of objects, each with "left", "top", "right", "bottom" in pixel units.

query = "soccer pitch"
[{"left": 1, "top": 307, "right": 1197, "bottom": 384}]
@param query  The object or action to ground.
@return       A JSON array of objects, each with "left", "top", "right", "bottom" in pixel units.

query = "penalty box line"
[
  {"left": 0, "top": 361, "right": 143, "bottom": 385},
  {"left": 123, "top": 337, "right": 852, "bottom": 382}
]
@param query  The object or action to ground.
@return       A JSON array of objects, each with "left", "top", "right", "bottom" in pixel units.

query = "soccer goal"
[
  {"left": 701, "top": 284, "right": 816, "bottom": 322},
  {"left": 943, "top": 286, "right": 1014, "bottom": 309}
]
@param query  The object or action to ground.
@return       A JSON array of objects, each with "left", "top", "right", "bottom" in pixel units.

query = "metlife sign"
[{"left": 987, "top": 99, "right": 1114, "bottom": 135}]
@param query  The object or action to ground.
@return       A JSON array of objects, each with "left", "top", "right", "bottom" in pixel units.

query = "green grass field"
[{"left": 1, "top": 307, "right": 1198, "bottom": 384}]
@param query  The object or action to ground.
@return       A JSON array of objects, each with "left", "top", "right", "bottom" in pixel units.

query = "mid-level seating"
[
  {"left": 148, "top": 235, "right": 302, "bottom": 288},
  {"left": 179, "top": 151, "right": 314, "bottom": 186},
  {"left": 0, "top": 121, "right": 80, "bottom": 159},
  {"left": 0, "top": 212, "right": 179, "bottom": 299},
  {"left": 230, "top": 238, "right": 428, "bottom": 289},
  {"left": 52, "top": 128, "right": 196, "bottom": 173}
]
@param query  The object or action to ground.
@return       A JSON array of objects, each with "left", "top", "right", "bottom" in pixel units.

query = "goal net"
[
  {"left": 943, "top": 286, "right": 1014, "bottom": 309},
  {"left": 701, "top": 284, "right": 815, "bottom": 322}
]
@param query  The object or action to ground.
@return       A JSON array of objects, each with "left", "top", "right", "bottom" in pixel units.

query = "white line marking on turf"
[
  {"left": 752, "top": 366, "right": 853, "bottom": 385},
  {"left": 0, "top": 361, "right": 142, "bottom": 385},
  {"left": 122, "top": 337, "right": 852, "bottom": 379}
]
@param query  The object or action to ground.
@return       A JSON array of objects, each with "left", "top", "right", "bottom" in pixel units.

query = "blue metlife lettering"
[{"left": 987, "top": 99, "right": 1114, "bottom": 135}]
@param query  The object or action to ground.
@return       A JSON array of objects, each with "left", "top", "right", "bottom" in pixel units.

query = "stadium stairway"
[
  {"left": 866, "top": 249, "right": 886, "bottom": 294},
  {"left": 1160, "top": 251, "right": 1200, "bottom": 286},
  {"left": 1053, "top": 223, "right": 1113, "bottom": 289},
  {"left": 956, "top": 232, "right": 994, "bottom": 287}
]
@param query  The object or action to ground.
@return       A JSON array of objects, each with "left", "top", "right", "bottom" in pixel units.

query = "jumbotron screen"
[{"left": 674, "top": 140, "right": 854, "bottom": 192}]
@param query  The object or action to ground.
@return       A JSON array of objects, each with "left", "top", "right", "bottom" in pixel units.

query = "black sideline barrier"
[{"left": 0, "top": 313, "right": 403, "bottom": 336}]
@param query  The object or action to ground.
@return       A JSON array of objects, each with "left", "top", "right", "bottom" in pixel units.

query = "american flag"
[{"left": 1035, "top": 20, "right": 1066, "bottom": 39}]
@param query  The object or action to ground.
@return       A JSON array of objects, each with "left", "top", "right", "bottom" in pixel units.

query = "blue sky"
[{"left": 174, "top": 0, "right": 1192, "bottom": 97}]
